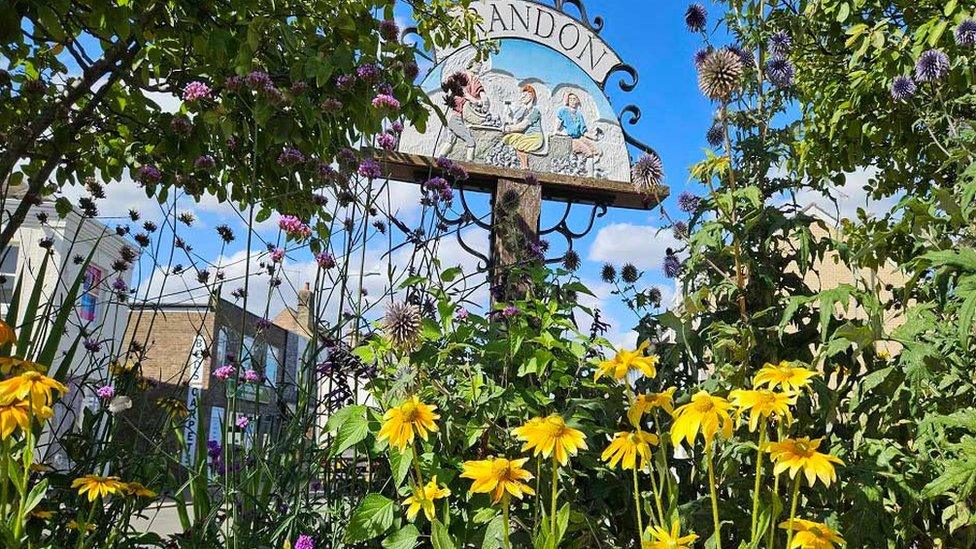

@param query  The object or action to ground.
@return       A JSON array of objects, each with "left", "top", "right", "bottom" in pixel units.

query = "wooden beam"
[{"left": 370, "top": 150, "right": 669, "bottom": 210}]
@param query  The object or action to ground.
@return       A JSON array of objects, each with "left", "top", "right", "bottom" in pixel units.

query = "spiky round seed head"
[
  {"left": 698, "top": 49, "right": 743, "bottom": 101},
  {"left": 694, "top": 46, "right": 714, "bottom": 69},
  {"left": 768, "top": 31, "right": 792, "bottom": 57},
  {"left": 706, "top": 124, "right": 724, "bottom": 147},
  {"left": 621, "top": 264, "right": 640, "bottom": 284},
  {"left": 382, "top": 302, "right": 422, "bottom": 349},
  {"left": 562, "top": 250, "right": 581, "bottom": 272},
  {"left": 685, "top": 4, "right": 707, "bottom": 32},
  {"left": 766, "top": 57, "right": 795, "bottom": 87},
  {"left": 601, "top": 263, "right": 617, "bottom": 283},
  {"left": 632, "top": 152, "right": 664, "bottom": 192}
]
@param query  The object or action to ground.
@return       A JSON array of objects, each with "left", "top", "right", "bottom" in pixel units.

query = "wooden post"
[{"left": 492, "top": 177, "right": 542, "bottom": 268}]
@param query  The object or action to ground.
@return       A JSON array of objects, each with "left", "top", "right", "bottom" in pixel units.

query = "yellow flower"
[
  {"left": 0, "top": 357, "right": 47, "bottom": 376},
  {"left": 0, "top": 320, "right": 15, "bottom": 346},
  {"left": 123, "top": 482, "right": 157, "bottom": 498},
  {"left": 767, "top": 437, "right": 844, "bottom": 487},
  {"left": 628, "top": 387, "right": 677, "bottom": 427},
  {"left": 402, "top": 476, "right": 451, "bottom": 521},
  {"left": 0, "top": 398, "right": 31, "bottom": 439},
  {"left": 461, "top": 457, "right": 535, "bottom": 504},
  {"left": 643, "top": 518, "right": 699, "bottom": 548},
  {"left": 377, "top": 396, "right": 439, "bottom": 452},
  {"left": 601, "top": 431, "right": 659, "bottom": 470},
  {"left": 728, "top": 389, "right": 795, "bottom": 431},
  {"left": 779, "top": 518, "right": 845, "bottom": 548},
  {"left": 511, "top": 414, "right": 587, "bottom": 466},
  {"left": 594, "top": 341, "right": 659, "bottom": 382},
  {"left": 753, "top": 361, "right": 817, "bottom": 392},
  {"left": 109, "top": 360, "right": 138, "bottom": 376},
  {"left": 71, "top": 475, "right": 126, "bottom": 502},
  {"left": 0, "top": 371, "right": 66, "bottom": 411},
  {"left": 670, "top": 391, "right": 734, "bottom": 447}
]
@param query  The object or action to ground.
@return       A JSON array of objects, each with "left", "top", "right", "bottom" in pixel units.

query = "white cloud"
[
  {"left": 774, "top": 166, "right": 899, "bottom": 224},
  {"left": 587, "top": 222, "right": 680, "bottom": 271}
]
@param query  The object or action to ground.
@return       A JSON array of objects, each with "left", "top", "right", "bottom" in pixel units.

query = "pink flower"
[
  {"left": 182, "top": 81, "right": 212, "bottom": 102},
  {"left": 243, "top": 369, "right": 260, "bottom": 383},
  {"left": 294, "top": 535, "right": 315, "bottom": 549},
  {"left": 270, "top": 248, "right": 285, "bottom": 263},
  {"left": 278, "top": 215, "right": 312, "bottom": 239},
  {"left": 96, "top": 385, "right": 115, "bottom": 400},
  {"left": 371, "top": 94, "right": 400, "bottom": 111},
  {"left": 456, "top": 308, "right": 469, "bottom": 320},
  {"left": 214, "top": 365, "right": 236, "bottom": 380},
  {"left": 357, "top": 159, "right": 382, "bottom": 179},
  {"left": 235, "top": 415, "right": 250, "bottom": 429},
  {"left": 315, "top": 252, "right": 336, "bottom": 269},
  {"left": 377, "top": 132, "right": 397, "bottom": 151}
]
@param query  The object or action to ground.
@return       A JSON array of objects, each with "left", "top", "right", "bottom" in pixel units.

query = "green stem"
[
  {"left": 767, "top": 424, "right": 786, "bottom": 549},
  {"left": 647, "top": 460, "right": 665, "bottom": 527},
  {"left": 785, "top": 477, "right": 801, "bottom": 549},
  {"left": 750, "top": 421, "right": 768, "bottom": 541},
  {"left": 12, "top": 408, "right": 34, "bottom": 539},
  {"left": 1, "top": 438, "right": 9, "bottom": 521},
  {"left": 632, "top": 465, "right": 644, "bottom": 541},
  {"left": 550, "top": 455, "right": 559, "bottom": 548},
  {"left": 533, "top": 456, "right": 541, "bottom": 530},
  {"left": 411, "top": 445, "right": 425, "bottom": 487},
  {"left": 653, "top": 415, "right": 671, "bottom": 497},
  {"left": 502, "top": 493, "right": 512, "bottom": 549},
  {"left": 75, "top": 500, "right": 96, "bottom": 549},
  {"left": 706, "top": 444, "right": 722, "bottom": 549}
]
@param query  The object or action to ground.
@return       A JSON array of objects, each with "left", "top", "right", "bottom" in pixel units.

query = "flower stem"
[
  {"left": 411, "top": 445, "right": 425, "bottom": 487},
  {"left": 647, "top": 460, "right": 665, "bottom": 527},
  {"left": 785, "top": 476, "right": 801, "bottom": 549},
  {"left": 502, "top": 493, "right": 512, "bottom": 549},
  {"left": 706, "top": 444, "right": 722, "bottom": 549},
  {"left": 750, "top": 421, "right": 768, "bottom": 541},
  {"left": 550, "top": 455, "right": 559, "bottom": 548},
  {"left": 767, "top": 424, "right": 786, "bottom": 549},
  {"left": 632, "top": 465, "right": 644, "bottom": 541},
  {"left": 0, "top": 438, "right": 8, "bottom": 521}
]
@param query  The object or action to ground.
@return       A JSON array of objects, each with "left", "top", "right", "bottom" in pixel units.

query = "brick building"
[{"left": 124, "top": 296, "right": 311, "bottom": 464}]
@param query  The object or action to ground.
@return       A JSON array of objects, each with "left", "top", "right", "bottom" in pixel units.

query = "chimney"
[{"left": 297, "top": 282, "right": 314, "bottom": 335}]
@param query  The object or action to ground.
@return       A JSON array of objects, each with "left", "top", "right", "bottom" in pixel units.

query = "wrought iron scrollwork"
[
  {"left": 540, "top": 200, "right": 608, "bottom": 265},
  {"left": 432, "top": 183, "right": 492, "bottom": 271},
  {"left": 603, "top": 63, "right": 639, "bottom": 92},
  {"left": 617, "top": 104, "right": 660, "bottom": 157},
  {"left": 399, "top": 25, "right": 434, "bottom": 62},
  {"left": 552, "top": 0, "right": 605, "bottom": 34}
]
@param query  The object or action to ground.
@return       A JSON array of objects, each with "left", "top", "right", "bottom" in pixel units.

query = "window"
[
  {"left": 0, "top": 245, "right": 18, "bottom": 307},
  {"left": 78, "top": 265, "right": 102, "bottom": 322},
  {"left": 265, "top": 345, "right": 280, "bottom": 387}
]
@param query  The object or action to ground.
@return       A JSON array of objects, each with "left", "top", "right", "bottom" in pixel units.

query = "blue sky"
[{"left": 47, "top": 1, "right": 726, "bottom": 347}]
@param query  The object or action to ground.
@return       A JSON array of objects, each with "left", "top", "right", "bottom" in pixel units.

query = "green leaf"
[
  {"left": 959, "top": 292, "right": 976, "bottom": 350},
  {"left": 481, "top": 515, "right": 505, "bottom": 549},
  {"left": 329, "top": 405, "right": 369, "bottom": 457},
  {"left": 22, "top": 478, "right": 48, "bottom": 514},
  {"left": 382, "top": 525, "right": 420, "bottom": 549},
  {"left": 431, "top": 518, "right": 457, "bottom": 549},
  {"left": 389, "top": 447, "right": 413, "bottom": 488},
  {"left": 345, "top": 494, "right": 396, "bottom": 543},
  {"left": 921, "top": 454, "right": 976, "bottom": 499}
]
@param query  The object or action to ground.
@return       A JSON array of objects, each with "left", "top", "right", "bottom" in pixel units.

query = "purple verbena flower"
[
  {"left": 456, "top": 308, "right": 469, "bottom": 321},
  {"left": 294, "top": 535, "right": 315, "bottom": 549},
  {"left": 83, "top": 339, "right": 101, "bottom": 352},
  {"left": 182, "top": 81, "right": 212, "bottom": 102},
  {"left": 225, "top": 75, "right": 244, "bottom": 92},
  {"left": 277, "top": 147, "right": 305, "bottom": 167},
  {"left": 96, "top": 385, "right": 115, "bottom": 400},
  {"left": 246, "top": 70, "right": 272, "bottom": 90},
  {"left": 170, "top": 115, "right": 192, "bottom": 135},
  {"left": 270, "top": 248, "right": 285, "bottom": 263},
  {"left": 194, "top": 154, "right": 216, "bottom": 170},
  {"left": 356, "top": 63, "right": 380, "bottom": 83},
  {"left": 135, "top": 165, "right": 162, "bottom": 185},
  {"left": 316, "top": 252, "right": 336, "bottom": 269},
  {"left": 377, "top": 132, "right": 397, "bottom": 151},
  {"left": 278, "top": 215, "right": 312, "bottom": 239},
  {"left": 371, "top": 94, "right": 401, "bottom": 111},
  {"left": 111, "top": 278, "right": 128, "bottom": 292},
  {"left": 357, "top": 158, "right": 382, "bottom": 179},
  {"left": 335, "top": 74, "right": 356, "bottom": 90},
  {"left": 502, "top": 306, "right": 519, "bottom": 318},
  {"left": 391, "top": 121, "right": 405, "bottom": 134},
  {"left": 214, "top": 365, "right": 236, "bottom": 380},
  {"left": 243, "top": 369, "right": 260, "bottom": 383},
  {"left": 235, "top": 415, "right": 249, "bottom": 429}
]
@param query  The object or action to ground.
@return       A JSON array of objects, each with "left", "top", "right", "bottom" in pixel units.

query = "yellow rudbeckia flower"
[
  {"left": 71, "top": 475, "right": 126, "bottom": 502},
  {"left": 0, "top": 398, "right": 31, "bottom": 439},
  {"left": 123, "top": 482, "right": 157, "bottom": 498},
  {"left": 594, "top": 341, "right": 659, "bottom": 382},
  {"left": 0, "top": 357, "right": 47, "bottom": 376},
  {"left": 377, "top": 396, "right": 440, "bottom": 452},
  {"left": 0, "top": 371, "right": 66, "bottom": 411},
  {"left": 779, "top": 518, "right": 845, "bottom": 548},
  {"left": 628, "top": 387, "right": 677, "bottom": 427},
  {"left": 767, "top": 437, "right": 844, "bottom": 487},
  {"left": 753, "top": 361, "right": 818, "bottom": 392},
  {"left": 643, "top": 518, "right": 699, "bottom": 548},
  {"left": 461, "top": 457, "right": 535, "bottom": 504},
  {"left": 728, "top": 389, "right": 795, "bottom": 431},
  {"left": 402, "top": 476, "right": 451, "bottom": 521},
  {"left": 511, "top": 414, "right": 587, "bottom": 466},
  {"left": 601, "top": 430, "right": 659, "bottom": 470},
  {"left": 670, "top": 391, "right": 734, "bottom": 447},
  {"left": 0, "top": 320, "right": 15, "bottom": 346}
]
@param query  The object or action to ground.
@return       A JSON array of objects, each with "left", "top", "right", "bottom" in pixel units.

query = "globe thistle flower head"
[
  {"left": 728, "top": 45, "right": 755, "bottom": 68},
  {"left": 383, "top": 302, "right": 422, "bottom": 350},
  {"left": 768, "top": 31, "right": 792, "bottom": 57},
  {"left": 914, "top": 49, "right": 949, "bottom": 83},
  {"left": 698, "top": 49, "right": 743, "bottom": 101},
  {"left": 632, "top": 151, "right": 664, "bottom": 192},
  {"left": 956, "top": 19, "right": 976, "bottom": 47},
  {"left": 693, "top": 46, "right": 714, "bottom": 69},
  {"left": 890, "top": 76, "right": 916, "bottom": 102},
  {"left": 766, "top": 57, "right": 795, "bottom": 88},
  {"left": 706, "top": 124, "right": 724, "bottom": 147},
  {"left": 663, "top": 250, "right": 682, "bottom": 279},
  {"left": 621, "top": 264, "right": 640, "bottom": 284},
  {"left": 677, "top": 191, "right": 702, "bottom": 214},
  {"left": 562, "top": 250, "right": 581, "bottom": 272},
  {"left": 673, "top": 220, "right": 689, "bottom": 239},
  {"left": 601, "top": 263, "right": 617, "bottom": 283},
  {"left": 684, "top": 4, "right": 707, "bottom": 32}
]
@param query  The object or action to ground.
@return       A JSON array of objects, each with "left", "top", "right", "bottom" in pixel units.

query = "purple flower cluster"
[
  {"left": 372, "top": 93, "right": 401, "bottom": 111},
  {"left": 391, "top": 120, "right": 404, "bottom": 134},
  {"left": 321, "top": 97, "right": 343, "bottom": 113},
  {"left": 171, "top": 115, "right": 192, "bottom": 135},
  {"left": 112, "top": 278, "right": 128, "bottom": 292},
  {"left": 358, "top": 158, "right": 383, "bottom": 179},
  {"left": 194, "top": 154, "right": 216, "bottom": 170},
  {"left": 502, "top": 306, "right": 519, "bottom": 318},
  {"left": 403, "top": 61, "right": 420, "bottom": 81},
  {"left": 231, "top": 287, "right": 247, "bottom": 300},
  {"left": 135, "top": 165, "right": 162, "bottom": 185},
  {"left": 84, "top": 339, "right": 101, "bottom": 352},
  {"left": 243, "top": 369, "right": 260, "bottom": 383},
  {"left": 357, "top": 63, "right": 381, "bottom": 83},
  {"left": 455, "top": 308, "right": 469, "bottom": 321},
  {"left": 315, "top": 252, "right": 336, "bottom": 269},
  {"left": 915, "top": 49, "right": 949, "bottom": 83},
  {"left": 377, "top": 132, "right": 397, "bottom": 151},
  {"left": 294, "top": 535, "right": 315, "bottom": 549},
  {"left": 435, "top": 157, "right": 469, "bottom": 180},
  {"left": 336, "top": 74, "right": 356, "bottom": 90},
  {"left": 278, "top": 147, "right": 305, "bottom": 167},
  {"left": 214, "top": 364, "right": 236, "bottom": 380},
  {"left": 96, "top": 385, "right": 115, "bottom": 399},
  {"left": 182, "top": 81, "right": 212, "bottom": 102},
  {"left": 225, "top": 75, "right": 244, "bottom": 92},
  {"left": 423, "top": 177, "right": 454, "bottom": 202},
  {"left": 279, "top": 215, "right": 312, "bottom": 239},
  {"left": 677, "top": 191, "right": 701, "bottom": 213},
  {"left": 246, "top": 70, "right": 273, "bottom": 90},
  {"left": 235, "top": 415, "right": 249, "bottom": 429},
  {"left": 380, "top": 19, "right": 400, "bottom": 41}
]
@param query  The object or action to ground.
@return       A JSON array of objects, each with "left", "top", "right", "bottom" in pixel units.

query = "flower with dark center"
[
  {"left": 673, "top": 220, "right": 689, "bottom": 239},
  {"left": 216, "top": 224, "right": 235, "bottom": 243},
  {"left": 768, "top": 31, "right": 792, "bottom": 57},
  {"left": 766, "top": 57, "right": 795, "bottom": 87},
  {"left": 601, "top": 263, "right": 617, "bottom": 283},
  {"left": 128, "top": 209, "right": 140, "bottom": 221},
  {"left": 194, "top": 154, "right": 216, "bottom": 170},
  {"left": 632, "top": 151, "right": 665, "bottom": 193},
  {"left": 562, "top": 250, "right": 581, "bottom": 272},
  {"left": 143, "top": 221, "right": 157, "bottom": 233},
  {"left": 685, "top": 4, "right": 707, "bottom": 32},
  {"left": 890, "top": 76, "right": 916, "bottom": 101},
  {"left": 621, "top": 264, "right": 640, "bottom": 284},
  {"left": 698, "top": 49, "right": 743, "bottom": 101},
  {"left": 178, "top": 212, "right": 195, "bottom": 226},
  {"left": 694, "top": 46, "right": 714, "bottom": 69},
  {"left": 382, "top": 301, "right": 422, "bottom": 350},
  {"left": 663, "top": 250, "right": 682, "bottom": 278},
  {"left": 956, "top": 19, "right": 976, "bottom": 47},
  {"left": 380, "top": 19, "right": 400, "bottom": 41},
  {"left": 170, "top": 115, "right": 192, "bottom": 135},
  {"left": 135, "top": 165, "right": 162, "bottom": 185},
  {"left": 678, "top": 192, "right": 702, "bottom": 213},
  {"left": 914, "top": 49, "right": 949, "bottom": 83},
  {"left": 706, "top": 124, "right": 724, "bottom": 147},
  {"left": 134, "top": 233, "right": 150, "bottom": 247}
]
